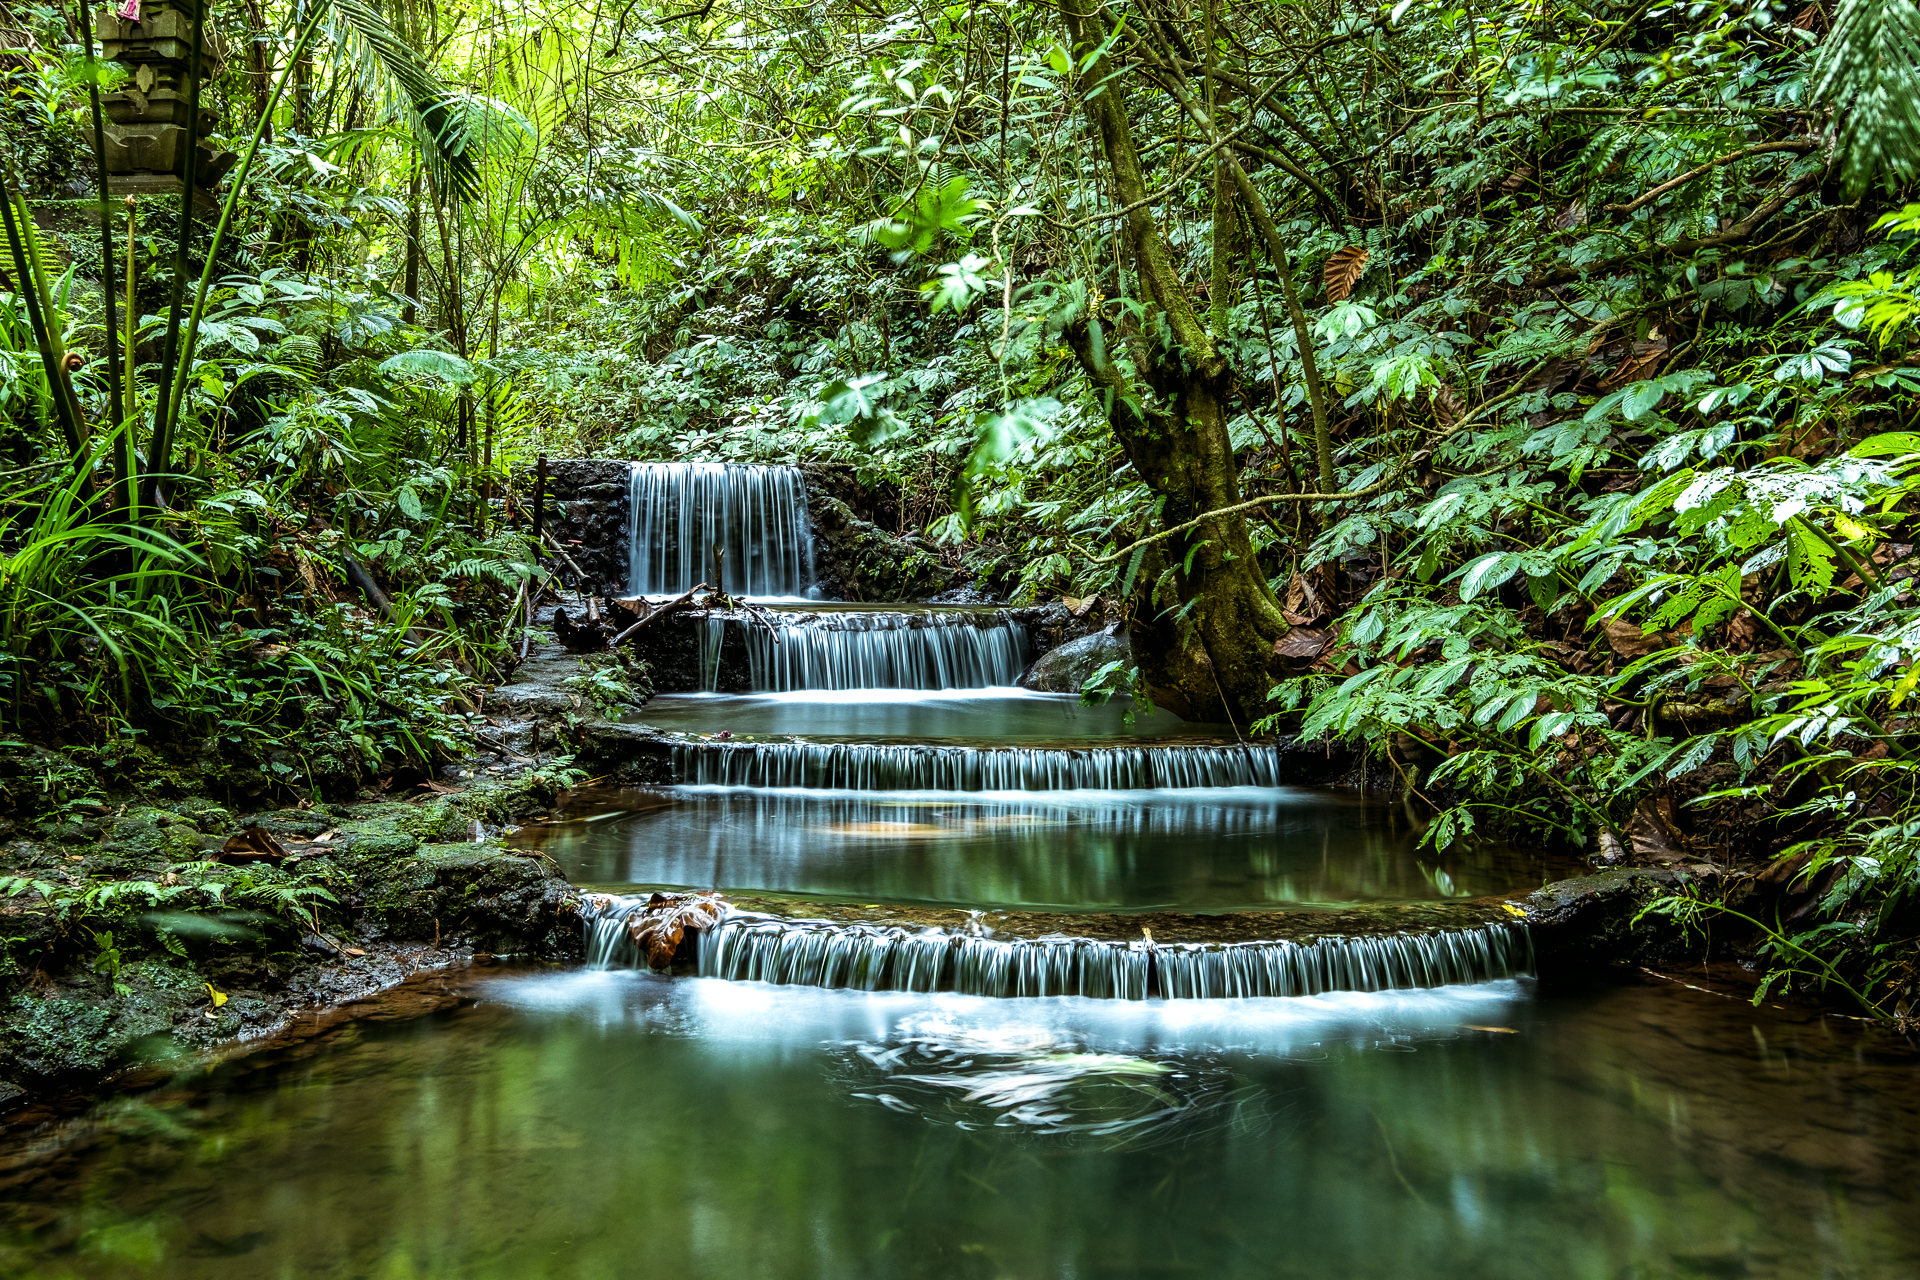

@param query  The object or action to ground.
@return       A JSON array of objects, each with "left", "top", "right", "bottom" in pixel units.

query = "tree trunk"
[{"left": 1060, "top": 0, "right": 1289, "bottom": 728}]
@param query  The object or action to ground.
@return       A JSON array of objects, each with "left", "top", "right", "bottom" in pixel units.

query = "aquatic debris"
[{"left": 582, "top": 890, "right": 728, "bottom": 969}]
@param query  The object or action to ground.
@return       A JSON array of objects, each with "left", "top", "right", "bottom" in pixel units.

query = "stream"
[
  {"left": 4, "top": 461, "right": 1914, "bottom": 1278},
  {"left": 2, "top": 970, "right": 1916, "bottom": 1278}
]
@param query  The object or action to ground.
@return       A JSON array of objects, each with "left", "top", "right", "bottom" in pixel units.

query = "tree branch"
[
  {"left": 1532, "top": 175, "right": 1822, "bottom": 287},
  {"left": 1603, "top": 140, "right": 1820, "bottom": 216}
]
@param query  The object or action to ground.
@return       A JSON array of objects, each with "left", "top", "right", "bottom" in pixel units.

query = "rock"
[
  {"left": 1520, "top": 866, "right": 1703, "bottom": 987},
  {"left": 1019, "top": 628, "right": 1130, "bottom": 693},
  {"left": 927, "top": 587, "right": 1000, "bottom": 604}
]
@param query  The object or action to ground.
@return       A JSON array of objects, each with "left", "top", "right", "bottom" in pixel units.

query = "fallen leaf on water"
[
  {"left": 1464, "top": 1025, "right": 1518, "bottom": 1034},
  {"left": 344, "top": 947, "right": 367, "bottom": 957},
  {"left": 820, "top": 822, "right": 949, "bottom": 838},
  {"left": 623, "top": 891, "right": 727, "bottom": 969},
  {"left": 205, "top": 983, "right": 228, "bottom": 1007}
]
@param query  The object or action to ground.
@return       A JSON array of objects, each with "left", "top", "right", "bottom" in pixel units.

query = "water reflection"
[
  {"left": 631, "top": 690, "right": 1214, "bottom": 742},
  {"left": 4, "top": 973, "right": 1917, "bottom": 1278},
  {"left": 525, "top": 785, "right": 1566, "bottom": 910}
]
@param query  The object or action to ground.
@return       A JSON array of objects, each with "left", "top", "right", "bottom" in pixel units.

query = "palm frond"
[
  {"left": 323, "top": 0, "right": 490, "bottom": 200},
  {"left": 1812, "top": 0, "right": 1920, "bottom": 190}
]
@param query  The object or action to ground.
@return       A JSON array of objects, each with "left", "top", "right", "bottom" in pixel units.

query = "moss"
[{"left": 5, "top": 994, "right": 116, "bottom": 1076}]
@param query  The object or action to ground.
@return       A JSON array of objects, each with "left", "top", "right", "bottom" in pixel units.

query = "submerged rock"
[{"left": 1019, "top": 628, "right": 1130, "bottom": 693}]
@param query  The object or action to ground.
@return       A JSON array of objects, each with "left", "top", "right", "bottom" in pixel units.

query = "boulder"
[{"left": 1019, "top": 628, "right": 1130, "bottom": 693}]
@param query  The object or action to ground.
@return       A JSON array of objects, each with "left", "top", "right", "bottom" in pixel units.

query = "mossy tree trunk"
[{"left": 1059, "top": 0, "right": 1289, "bottom": 727}]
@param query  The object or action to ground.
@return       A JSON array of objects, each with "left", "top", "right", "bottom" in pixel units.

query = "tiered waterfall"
[{"left": 591, "top": 461, "right": 1531, "bottom": 999}]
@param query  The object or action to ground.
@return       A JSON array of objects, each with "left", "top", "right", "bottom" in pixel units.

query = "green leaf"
[
  {"left": 1849, "top": 432, "right": 1920, "bottom": 458},
  {"left": 1787, "top": 519, "right": 1837, "bottom": 592},
  {"left": 377, "top": 349, "right": 476, "bottom": 385},
  {"left": 1455, "top": 552, "right": 1522, "bottom": 601}
]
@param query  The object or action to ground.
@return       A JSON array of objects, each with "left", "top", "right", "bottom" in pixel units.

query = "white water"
[
  {"left": 673, "top": 741, "right": 1292, "bottom": 790},
  {"left": 627, "top": 461, "right": 818, "bottom": 598},
  {"left": 733, "top": 610, "right": 1030, "bottom": 692},
  {"left": 582, "top": 897, "right": 1530, "bottom": 1000}
]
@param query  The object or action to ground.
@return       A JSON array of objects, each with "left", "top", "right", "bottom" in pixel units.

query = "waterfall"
[
  {"left": 629, "top": 912, "right": 1529, "bottom": 998},
  {"left": 699, "top": 611, "right": 1029, "bottom": 692},
  {"left": 674, "top": 742, "right": 1290, "bottom": 790},
  {"left": 627, "top": 462, "right": 817, "bottom": 598}
]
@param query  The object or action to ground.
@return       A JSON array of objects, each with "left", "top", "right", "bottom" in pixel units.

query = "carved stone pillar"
[{"left": 93, "top": 1, "right": 235, "bottom": 205}]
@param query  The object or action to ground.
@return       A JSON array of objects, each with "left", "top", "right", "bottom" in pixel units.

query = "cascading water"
[
  {"left": 580, "top": 900, "right": 1530, "bottom": 999},
  {"left": 597, "top": 458, "right": 1536, "bottom": 1012},
  {"left": 674, "top": 741, "right": 1288, "bottom": 790},
  {"left": 627, "top": 462, "right": 817, "bottom": 598},
  {"left": 746, "top": 611, "right": 1029, "bottom": 691},
  {"left": 691, "top": 610, "right": 1030, "bottom": 692}
]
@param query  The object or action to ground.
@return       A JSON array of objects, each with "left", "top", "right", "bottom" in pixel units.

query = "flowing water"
[
  {"left": 4, "top": 969, "right": 1917, "bottom": 1279},
  {"left": 707, "top": 609, "right": 1031, "bottom": 692},
  {"left": 633, "top": 689, "right": 1209, "bottom": 741},
  {"left": 626, "top": 462, "right": 818, "bottom": 598}
]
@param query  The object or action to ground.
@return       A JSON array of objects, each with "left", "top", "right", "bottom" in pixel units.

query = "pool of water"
[
  {"left": 524, "top": 786, "right": 1571, "bottom": 911},
  {"left": 631, "top": 690, "right": 1218, "bottom": 742},
  {"left": 5, "top": 970, "right": 1915, "bottom": 1279}
]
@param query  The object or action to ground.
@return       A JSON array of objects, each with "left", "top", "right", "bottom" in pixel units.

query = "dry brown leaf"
[
  {"left": 1727, "top": 612, "right": 1759, "bottom": 652},
  {"left": 1501, "top": 165, "right": 1535, "bottom": 193},
  {"left": 1790, "top": 3, "right": 1826, "bottom": 31},
  {"left": 1601, "top": 619, "right": 1689, "bottom": 657},
  {"left": 221, "top": 826, "right": 290, "bottom": 863},
  {"left": 418, "top": 779, "right": 465, "bottom": 794},
  {"left": 1323, "top": 247, "right": 1370, "bottom": 303},
  {"left": 625, "top": 890, "right": 728, "bottom": 969},
  {"left": 1280, "top": 572, "right": 1326, "bottom": 622},
  {"left": 1601, "top": 337, "right": 1669, "bottom": 389},
  {"left": 1273, "top": 628, "right": 1333, "bottom": 660}
]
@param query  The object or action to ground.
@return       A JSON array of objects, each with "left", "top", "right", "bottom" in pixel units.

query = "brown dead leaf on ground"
[
  {"left": 1601, "top": 619, "right": 1689, "bottom": 657},
  {"left": 1727, "top": 612, "right": 1760, "bottom": 651},
  {"left": 1273, "top": 628, "right": 1333, "bottom": 660},
  {"left": 625, "top": 891, "right": 728, "bottom": 969},
  {"left": 221, "top": 826, "right": 290, "bottom": 863},
  {"left": 1601, "top": 336, "right": 1668, "bottom": 388},
  {"left": 1280, "top": 573, "right": 1326, "bottom": 624}
]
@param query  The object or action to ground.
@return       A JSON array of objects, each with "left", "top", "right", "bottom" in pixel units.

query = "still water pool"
[
  {"left": 524, "top": 786, "right": 1572, "bottom": 911},
  {"left": 630, "top": 690, "right": 1212, "bottom": 742},
  {"left": 3, "top": 969, "right": 1915, "bottom": 1279}
]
